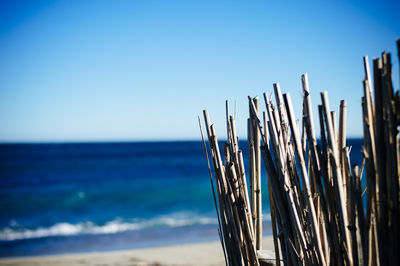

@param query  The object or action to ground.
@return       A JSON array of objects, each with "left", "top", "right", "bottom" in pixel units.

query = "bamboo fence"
[{"left": 200, "top": 41, "right": 400, "bottom": 266}]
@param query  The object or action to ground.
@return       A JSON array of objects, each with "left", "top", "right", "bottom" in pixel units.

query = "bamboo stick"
[
  {"left": 251, "top": 97, "right": 262, "bottom": 250},
  {"left": 321, "top": 91, "right": 353, "bottom": 264},
  {"left": 251, "top": 104, "right": 293, "bottom": 264},
  {"left": 201, "top": 41, "right": 400, "bottom": 265},
  {"left": 263, "top": 118, "right": 281, "bottom": 265},
  {"left": 198, "top": 116, "right": 228, "bottom": 265},
  {"left": 354, "top": 161, "right": 366, "bottom": 265},
  {"left": 338, "top": 100, "right": 347, "bottom": 183},
  {"left": 273, "top": 83, "right": 289, "bottom": 149},
  {"left": 203, "top": 111, "right": 230, "bottom": 250},
  {"left": 248, "top": 118, "right": 256, "bottom": 235},
  {"left": 253, "top": 96, "right": 306, "bottom": 264},
  {"left": 302, "top": 74, "right": 335, "bottom": 265},
  {"left": 350, "top": 165, "right": 359, "bottom": 266},
  {"left": 331, "top": 111, "right": 337, "bottom": 145},
  {"left": 226, "top": 101, "right": 231, "bottom": 145},
  {"left": 319, "top": 103, "right": 346, "bottom": 265},
  {"left": 204, "top": 110, "right": 243, "bottom": 265},
  {"left": 227, "top": 162, "right": 253, "bottom": 265},
  {"left": 284, "top": 93, "right": 327, "bottom": 266},
  {"left": 397, "top": 39, "right": 400, "bottom": 88},
  {"left": 263, "top": 97, "right": 308, "bottom": 264},
  {"left": 238, "top": 150, "right": 256, "bottom": 245},
  {"left": 373, "top": 58, "right": 383, "bottom": 225},
  {"left": 381, "top": 52, "right": 399, "bottom": 266}
]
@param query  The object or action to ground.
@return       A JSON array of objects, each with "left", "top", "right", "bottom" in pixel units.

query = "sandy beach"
[{"left": 0, "top": 236, "right": 274, "bottom": 266}]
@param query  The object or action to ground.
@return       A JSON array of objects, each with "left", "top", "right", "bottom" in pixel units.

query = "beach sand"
[{"left": 0, "top": 236, "right": 275, "bottom": 266}]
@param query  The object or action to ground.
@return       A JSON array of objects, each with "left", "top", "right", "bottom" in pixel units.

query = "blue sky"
[{"left": 0, "top": 0, "right": 399, "bottom": 142}]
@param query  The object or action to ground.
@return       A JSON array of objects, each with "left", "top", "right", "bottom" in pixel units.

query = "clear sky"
[{"left": 0, "top": 0, "right": 399, "bottom": 142}]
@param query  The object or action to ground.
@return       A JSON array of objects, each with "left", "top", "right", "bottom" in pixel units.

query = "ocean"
[{"left": 0, "top": 140, "right": 364, "bottom": 257}]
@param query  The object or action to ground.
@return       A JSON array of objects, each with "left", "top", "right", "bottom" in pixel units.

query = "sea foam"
[{"left": 0, "top": 214, "right": 217, "bottom": 241}]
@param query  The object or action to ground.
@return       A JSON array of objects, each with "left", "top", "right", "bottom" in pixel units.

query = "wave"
[{"left": 0, "top": 214, "right": 217, "bottom": 241}]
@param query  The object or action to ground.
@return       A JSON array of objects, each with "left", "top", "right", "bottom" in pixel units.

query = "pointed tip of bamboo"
[
  {"left": 302, "top": 73, "right": 310, "bottom": 93},
  {"left": 397, "top": 39, "right": 400, "bottom": 59},
  {"left": 263, "top": 92, "right": 269, "bottom": 103},
  {"left": 282, "top": 92, "right": 290, "bottom": 99}
]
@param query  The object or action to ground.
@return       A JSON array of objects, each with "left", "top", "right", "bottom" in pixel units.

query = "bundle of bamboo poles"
[
  {"left": 200, "top": 41, "right": 400, "bottom": 266},
  {"left": 199, "top": 103, "right": 261, "bottom": 266}
]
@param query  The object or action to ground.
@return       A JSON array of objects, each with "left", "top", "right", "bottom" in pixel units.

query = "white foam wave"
[{"left": 0, "top": 215, "right": 217, "bottom": 241}]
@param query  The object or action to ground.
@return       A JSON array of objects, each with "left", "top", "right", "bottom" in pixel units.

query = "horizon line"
[{"left": 0, "top": 136, "right": 364, "bottom": 145}]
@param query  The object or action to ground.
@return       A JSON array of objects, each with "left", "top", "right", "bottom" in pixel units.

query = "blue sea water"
[{"left": 0, "top": 140, "right": 364, "bottom": 257}]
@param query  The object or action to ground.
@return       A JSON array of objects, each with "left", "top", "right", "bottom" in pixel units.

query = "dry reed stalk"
[
  {"left": 251, "top": 96, "right": 308, "bottom": 264},
  {"left": 259, "top": 144, "right": 294, "bottom": 265},
  {"left": 350, "top": 165, "right": 359, "bottom": 266},
  {"left": 202, "top": 112, "right": 230, "bottom": 248},
  {"left": 262, "top": 111, "right": 281, "bottom": 265},
  {"left": 381, "top": 52, "right": 399, "bottom": 266},
  {"left": 320, "top": 103, "right": 347, "bottom": 265},
  {"left": 373, "top": 58, "right": 383, "bottom": 227},
  {"left": 273, "top": 84, "right": 289, "bottom": 150},
  {"left": 204, "top": 110, "right": 244, "bottom": 265},
  {"left": 284, "top": 93, "right": 326, "bottom": 266},
  {"left": 331, "top": 111, "right": 337, "bottom": 144},
  {"left": 260, "top": 138, "right": 298, "bottom": 265},
  {"left": 248, "top": 118, "right": 256, "bottom": 235},
  {"left": 272, "top": 86, "right": 303, "bottom": 211},
  {"left": 250, "top": 96, "right": 298, "bottom": 263},
  {"left": 338, "top": 100, "right": 347, "bottom": 194},
  {"left": 321, "top": 92, "right": 353, "bottom": 264},
  {"left": 226, "top": 162, "right": 249, "bottom": 265},
  {"left": 201, "top": 41, "right": 399, "bottom": 266},
  {"left": 302, "top": 74, "right": 333, "bottom": 265},
  {"left": 198, "top": 116, "right": 228, "bottom": 265},
  {"left": 354, "top": 163, "right": 366, "bottom": 265},
  {"left": 228, "top": 115, "right": 259, "bottom": 264},
  {"left": 250, "top": 97, "right": 262, "bottom": 250},
  {"left": 226, "top": 101, "right": 231, "bottom": 147},
  {"left": 361, "top": 94, "right": 374, "bottom": 266},
  {"left": 221, "top": 103, "right": 263, "bottom": 265},
  {"left": 238, "top": 150, "right": 254, "bottom": 235}
]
